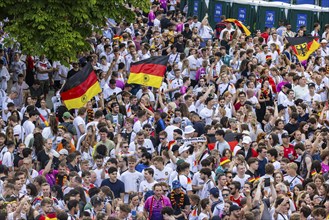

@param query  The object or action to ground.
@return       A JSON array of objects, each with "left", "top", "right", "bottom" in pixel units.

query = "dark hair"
[{"left": 67, "top": 199, "right": 79, "bottom": 210}]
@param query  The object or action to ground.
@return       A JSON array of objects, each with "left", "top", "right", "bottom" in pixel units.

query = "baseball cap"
[
  {"left": 308, "top": 82, "right": 315, "bottom": 88},
  {"left": 282, "top": 133, "right": 289, "bottom": 138},
  {"left": 283, "top": 83, "right": 292, "bottom": 89},
  {"left": 278, "top": 104, "right": 287, "bottom": 112},
  {"left": 172, "top": 180, "right": 182, "bottom": 189},
  {"left": 59, "top": 149, "right": 69, "bottom": 156},
  {"left": 209, "top": 187, "right": 220, "bottom": 197},
  {"left": 179, "top": 145, "right": 190, "bottom": 155},
  {"left": 173, "top": 117, "right": 182, "bottom": 124},
  {"left": 63, "top": 112, "right": 72, "bottom": 119},
  {"left": 242, "top": 136, "right": 252, "bottom": 144}
]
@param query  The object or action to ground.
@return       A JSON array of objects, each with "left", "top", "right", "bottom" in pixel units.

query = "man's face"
[
  {"left": 45, "top": 140, "right": 52, "bottom": 150},
  {"left": 42, "top": 185, "right": 51, "bottom": 197},
  {"left": 219, "top": 176, "right": 227, "bottom": 186},
  {"left": 110, "top": 171, "right": 117, "bottom": 181},
  {"left": 58, "top": 166, "right": 67, "bottom": 175},
  {"left": 154, "top": 186, "right": 163, "bottom": 197},
  {"left": 100, "top": 132, "right": 107, "bottom": 141},
  {"left": 42, "top": 203, "right": 52, "bottom": 213},
  {"left": 96, "top": 159, "right": 103, "bottom": 168},
  {"left": 137, "top": 135, "right": 144, "bottom": 144}
]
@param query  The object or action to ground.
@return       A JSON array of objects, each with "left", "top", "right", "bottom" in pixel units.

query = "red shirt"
[
  {"left": 283, "top": 144, "right": 297, "bottom": 161},
  {"left": 230, "top": 195, "right": 243, "bottom": 206}
]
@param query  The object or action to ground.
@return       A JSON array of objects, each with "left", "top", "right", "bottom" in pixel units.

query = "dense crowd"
[{"left": 1, "top": 1, "right": 329, "bottom": 220}]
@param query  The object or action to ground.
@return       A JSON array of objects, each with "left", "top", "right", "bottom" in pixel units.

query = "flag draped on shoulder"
[
  {"left": 60, "top": 62, "right": 101, "bottom": 110},
  {"left": 127, "top": 56, "right": 169, "bottom": 88},
  {"left": 286, "top": 37, "right": 320, "bottom": 62},
  {"left": 224, "top": 18, "right": 251, "bottom": 36}
]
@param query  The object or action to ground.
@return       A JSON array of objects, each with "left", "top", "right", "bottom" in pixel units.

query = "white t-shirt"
[
  {"left": 103, "top": 84, "right": 122, "bottom": 100},
  {"left": 173, "top": 174, "right": 192, "bottom": 193},
  {"left": 139, "top": 180, "right": 157, "bottom": 195},
  {"left": 151, "top": 165, "right": 173, "bottom": 184},
  {"left": 13, "top": 124, "right": 25, "bottom": 141},
  {"left": 120, "top": 170, "right": 143, "bottom": 203},
  {"left": 73, "top": 116, "right": 86, "bottom": 139},
  {"left": 164, "top": 125, "right": 181, "bottom": 142},
  {"left": 232, "top": 174, "right": 251, "bottom": 187},
  {"left": 23, "top": 120, "right": 35, "bottom": 136},
  {"left": 2, "top": 151, "right": 13, "bottom": 168},
  {"left": 128, "top": 139, "right": 155, "bottom": 154},
  {"left": 200, "top": 179, "right": 215, "bottom": 199},
  {"left": 192, "top": 172, "right": 204, "bottom": 197},
  {"left": 199, "top": 108, "right": 214, "bottom": 125}
]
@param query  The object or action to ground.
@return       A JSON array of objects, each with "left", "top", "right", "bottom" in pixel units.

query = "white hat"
[
  {"left": 184, "top": 125, "right": 195, "bottom": 134},
  {"left": 242, "top": 130, "right": 250, "bottom": 136},
  {"left": 321, "top": 39, "right": 328, "bottom": 44},
  {"left": 179, "top": 145, "right": 190, "bottom": 154},
  {"left": 242, "top": 136, "right": 252, "bottom": 144},
  {"left": 59, "top": 149, "right": 69, "bottom": 156}
]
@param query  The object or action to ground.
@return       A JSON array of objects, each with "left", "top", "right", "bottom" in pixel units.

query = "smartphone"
[{"left": 264, "top": 178, "right": 270, "bottom": 187}]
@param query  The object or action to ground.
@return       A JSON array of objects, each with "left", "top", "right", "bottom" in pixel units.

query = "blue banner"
[
  {"left": 265, "top": 11, "right": 275, "bottom": 28},
  {"left": 296, "top": 0, "right": 315, "bottom": 4},
  {"left": 214, "top": 3, "right": 222, "bottom": 22},
  {"left": 321, "top": 0, "right": 329, "bottom": 7},
  {"left": 238, "top": 8, "right": 247, "bottom": 23},
  {"left": 193, "top": 0, "right": 199, "bottom": 16},
  {"left": 296, "top": 14, "right": 307, "bottom": 31}
]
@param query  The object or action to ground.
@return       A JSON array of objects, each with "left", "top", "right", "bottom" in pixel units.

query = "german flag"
[
  {"left": 224, "top": 19, "right": 251, "bottom": 36},
  {"left": 60, "top": 63, "right": 101, "bottom": 110},
  {"left": 127, "top": 56, "right": 169, "bottom": 88},
  {"left": 286, "top": 37, "right": 320, "bottom": 62}
]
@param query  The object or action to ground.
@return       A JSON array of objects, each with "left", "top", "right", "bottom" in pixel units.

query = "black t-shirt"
[
  {"left": 101, "top": 179, "right": 125, "bottom": 198},
  {"left": 160, "top": 18, "right": 171, "bottom": 30},
  {"left": 13, "top": 154, "right": 23, "bottom": 167},
  {"left": 67, "top": 69, "right": 80, "bottom": 79},
  {"left": 167, "top": 192, "right": 190, "bottom": 220},
  {"left": 174, "top": 42, "right": 185, "bottom": 53},
  {"left": 284, "top": 122, "right": 299, "bottom": 135},
  {"left": 36, "top": 150, "right": 59, "bottom": 169},
  {"left": 182, "top": 29, "right": 192, "bottom": 40}
]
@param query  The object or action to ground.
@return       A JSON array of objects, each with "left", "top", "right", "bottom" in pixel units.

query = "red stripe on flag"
[
  {"left": 130, "top": 63, "right": 167, "bottom": 77},
  {"left": 61, "top": 73, "right": 98, "bottom": 100}
]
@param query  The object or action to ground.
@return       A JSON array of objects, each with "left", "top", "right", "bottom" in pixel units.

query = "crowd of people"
[{"left": 1, "top": 0, "right": 329, "bottom": 220}]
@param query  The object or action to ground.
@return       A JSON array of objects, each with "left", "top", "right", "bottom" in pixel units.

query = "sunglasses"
[
  {"left": 159, "top": 138, "right": 165, "bottom": 140},
  {"left": 223, "top": 194, "right": 229, "bottom": 197},
  {"left": 123, "top": 146, "right": 129, "bottom": 148}
]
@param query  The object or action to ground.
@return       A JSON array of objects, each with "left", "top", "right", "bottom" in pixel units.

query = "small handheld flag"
[
  {"left": 286, "top": 37, "right": 320, "bottom": 62},
  {"left": 224, "top": 19, "right": 251, "bottom": 36},
  {"left": 127, "top": 56, "right": 169, "bottom": 88},
  {"left": 60, "top": 63, "right": 101, "bottom": 110}
]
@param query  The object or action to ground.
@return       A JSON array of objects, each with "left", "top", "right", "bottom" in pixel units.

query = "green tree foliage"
[{"left": 0, "top": 0, "right": 149, "bottom": 62}]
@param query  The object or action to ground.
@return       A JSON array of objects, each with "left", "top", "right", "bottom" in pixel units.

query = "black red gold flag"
[
  {"left": 286, "top": 37, "right": 320, "bottom": 62},
  {"left": 60, "top": 63, "right": 101, "bottom": 109},
  {"left": 127, "top": 56, "right": 169, "bottom": 88},
  {"left": 224, "top": 19, "right": 251, "bottom": 36}
]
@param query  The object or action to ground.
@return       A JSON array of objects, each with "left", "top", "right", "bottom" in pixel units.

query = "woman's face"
[
  {"left": 23, "top": 202, "right": 30, "bottom": 212},
  {"left": 304, "top": 194, "right": 311, "bottom": 204},
  {"left": 314, "top": 178, "right": 323, "bottom": 188},
  {"left": 294, "top": 186, "right": 300, "bottom": 194},
  {"left": 275, "top": 173, "right": 283, "bottom": 183},
  {"left": 303, "top": 124, "right": 309, "bottom": 132},
  {"left": 306, "top": 186, "right": 314, "bottom": 195},
  {"left": 131, "top": 196, "right": 139, "bottom": 206},
  {"left": 225, "top": 150, "right": 231, "bottom": 158}
]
